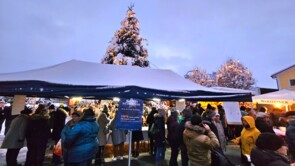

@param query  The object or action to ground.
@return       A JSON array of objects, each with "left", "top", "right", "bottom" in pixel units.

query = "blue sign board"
[{"left": 116, "top": 98, "right": 143, "bottom": 130}]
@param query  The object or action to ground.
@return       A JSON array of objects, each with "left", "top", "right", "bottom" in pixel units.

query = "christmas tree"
[
  {"left": 101, "top": 5, "right": 149, "bottom": 67},
  {"left": 185, "top": 67, "right": 215, "bottom": 87},
  {"left": 215, "top": 59, "right": 255, "bottom": 89}
]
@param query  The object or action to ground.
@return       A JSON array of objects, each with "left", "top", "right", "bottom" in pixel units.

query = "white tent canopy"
[
  {"left": 252, "top": 89, "right": 295, "bottom": 105},
  {"left": 0, "top": 60, "right": 251, "bottom": 101}
]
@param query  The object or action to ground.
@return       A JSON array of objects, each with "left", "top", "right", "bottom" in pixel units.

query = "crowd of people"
[{"left": 0, "top": 99, "right": 295, "bottom": 166}]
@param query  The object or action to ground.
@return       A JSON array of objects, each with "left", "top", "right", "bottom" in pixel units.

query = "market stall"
[{"left": 252, "top": 89, "right": 295, "bottom": 111}]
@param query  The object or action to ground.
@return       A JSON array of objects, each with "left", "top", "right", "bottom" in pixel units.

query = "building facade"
[{"left": 271, "top": 64, "right": 295, "bottom": 91}]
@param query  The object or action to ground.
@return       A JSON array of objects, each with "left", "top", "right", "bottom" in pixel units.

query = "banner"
[
  {"left": 116, "top": 98, "right": 143, "bottom": 130},
  {"left": 223, "top": 102, "right": 242, "bottom": 125},
  {"left": 12, "top": 95, "right": 26, "bottom": 115}
]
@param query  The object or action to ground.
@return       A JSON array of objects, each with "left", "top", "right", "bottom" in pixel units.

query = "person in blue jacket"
[{"left": 61, "top": 108, "right": 99, "bottom": 166}]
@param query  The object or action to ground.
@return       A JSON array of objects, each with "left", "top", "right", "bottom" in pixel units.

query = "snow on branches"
[
  {"left": 216, "top": 59, "right": 255, "bottom": 90},
  {"left": 185, "top": 59, "right": 255, "bottom": 90},
  {"left": 101, "top": 5, "right": 149, "bottom": 67},
  {"left": 184, "top": 67, "right": 215, "bottom": 87}
]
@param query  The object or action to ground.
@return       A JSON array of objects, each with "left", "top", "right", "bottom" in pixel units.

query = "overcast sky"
[{"left": 0, "top": 0, "right": 294, "bottom": 89}]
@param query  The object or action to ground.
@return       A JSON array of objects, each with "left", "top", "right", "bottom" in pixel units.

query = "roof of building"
[{"left": 271, "top": 64, "right": 295, "bottom": 78}]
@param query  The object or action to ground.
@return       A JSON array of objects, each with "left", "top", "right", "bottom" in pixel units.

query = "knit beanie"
[
  {"left": 182, "top": 109, "right": 192, "bottom": 119},
  {"left": 191, "top": 115, "right": 202, "bottom": 126},
  {"left": 72, "top": 111, "right": 82, "bottom": 117},
  {"left": 170, "top": 110, "right": 178, "bottom": 118},
  {"left": 83, "top": 108, "right": 95, "bottom": 116},
  {"left": 256, "top": 133, "right": 284, "bottom": 151},
  {"left": 206, "top": 110, "right": 217, "bottom": 119}
]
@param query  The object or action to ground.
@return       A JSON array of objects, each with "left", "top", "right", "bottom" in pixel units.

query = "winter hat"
[
  {"left": 158, "top": 109, "right": 165, "bottom": 117},
  {"left": 72, "top": 111, "right": 82, "bottom": 117},
  {"left": 285, "top": 111, "right": 295, "bottom": 118},
  {"left": 83, "top": 108, "right": 95, "bottom": 116},
  {"left": 48, "top": 104, "right": 55, "bottom": 110},
  {"left": 206, "top": 110, "right": 217, "bottom": 118},
  {"left": 256, "top": 112, "right": 269, "bottom": 118},
  {"left": 170, "top": 110, "right": 178, "bottom": 118},
  {"left": 182, "top": 109, "right": 192, "bottom": 119},
  {"left": 191, "top": 115, "right": 202, "bottom": 126},
  {"left": 259, "top": 106, "right": 267, "bottom": 113},
  {"left": 256, "top": 133, "right": 284, "bottom": 151},
  {"left": 21, "top": 107, "right": 33, "bottom": 115}
]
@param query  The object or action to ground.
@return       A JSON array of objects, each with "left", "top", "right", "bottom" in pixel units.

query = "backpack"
[
  {"left": 211, "top": 149, "right": 235, "bottom": 166},
  {"left": 149, "top": 123, "right": 160, "bottom": 136}
]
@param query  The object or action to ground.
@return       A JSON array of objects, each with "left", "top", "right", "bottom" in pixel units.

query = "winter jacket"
[
  {"left": 132, "top": 130, "right": 144, "bottom": 142},
  {"left": 147, "top": 109, "right": 157, "bottom": 138},
  {"left": 167, "top": 115, "right": 180, "bottom": 148},
  {"left": 177, "top": 117, "right": 190, "bottom": 147},
  {"left": 286, "top": 120, "right": 295, "bottom": 154},
  {"left": 96, "top": 112, "right": 110, "bottom": 146},
  {"left": 26, "top": 113, "right": 51, "bottom": 148},
  {"left": 109, "top": 116, "right": 126, "bottom": 145},
  {"left": 213, "top": 120, "right": 227, "bottom": 153},
  {"left": 61, "top": 115, "right": 99, "bottom": 163},
  {"left": 154, "top": 113, "right": 166, "bottom": 147},
  {"left": 255, "top": 118, "right": 275, "bottom": 134},
  {"left": 232, "top": 116, "right": 261, "bottom": 156},
  {"left": 51, "top": 108, "right": 67, "bottom": 142},
  {"left": 183, "top": 121, "right": 220, "bottom": 166},
  {"left": 1, "top": 114, "right": 30, "bottom": 149},
  {"left": 251, "top": 147, "right": 290, "bottom": 166}
]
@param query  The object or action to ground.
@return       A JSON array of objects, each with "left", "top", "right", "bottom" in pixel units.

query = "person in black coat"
[
  {"left": 131, "top": 129, "right": 144, "bottom": 157},
  {"left": 176, "top": 108, "right": 192, "bottom": 166},
  {"left": 51, "top": 106, "right": 68, "bottom": 164},
  {"left": 0, "top": 101, "right": 13, "bottom": 135},
  {"left": 25, "top": 104, "right": 51, "bottom": 166},
  {"left": 255, "top": 112, "right": 275, "bottom": 134},
  {"left": 286, "top": 111, "right": 295, "bottom": 163},
  {"left": 167, "top": 110, "right": 179, "bottom": 166},
  {"left": 147, "top": 107, "right": 158, "bottom": 155},
  {"left": 251, "top": 133, "right": 293, "bottom": 166},
  {"left": 154, "top": 109, "right": 166, "bottom": 166}
]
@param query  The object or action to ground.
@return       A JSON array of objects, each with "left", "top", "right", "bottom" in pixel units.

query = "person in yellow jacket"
[{"left": 232, "top": 116, "right": 261, "bottom": 166}]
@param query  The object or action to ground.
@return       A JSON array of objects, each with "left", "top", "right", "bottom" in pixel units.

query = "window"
[{"left": 290, "top": 79, "right": 295, "bottom": 86}]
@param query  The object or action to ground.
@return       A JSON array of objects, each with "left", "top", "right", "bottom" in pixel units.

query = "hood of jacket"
[
  {"left": 184, "top": 121, "right": 206, "bottom": 138},
  {"left": 243, "top": 116, "right": 256, "bottom": 129},
  {"left": 30, "top": 113, "right": 50, "bottom": 120},
  {"left": 251, "top": 148, "right": 290, "bottom": 166}
]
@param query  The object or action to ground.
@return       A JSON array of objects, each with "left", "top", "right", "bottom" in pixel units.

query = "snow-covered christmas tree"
[
  {"left": 215, "top": 59, "right": 255, "bottom": 89},
  {"left": 184, "top": 67, "right": 215, "bottom": 87},
  {"left": 101, "top": 5, "right": 149, "bottom": 67}
]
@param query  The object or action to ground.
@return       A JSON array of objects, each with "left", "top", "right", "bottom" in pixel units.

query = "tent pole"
[{"left": 128, "top": 130, "right": 132, "bottom": 166}]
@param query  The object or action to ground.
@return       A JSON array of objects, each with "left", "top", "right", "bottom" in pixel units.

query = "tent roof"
[
  {"left": 252, "top": 89, "right": 295, "bottom": 105},
  {"left": 0, "top": 60, "right": 252, "bottom": 101},
  {"left": 211, "top": 86, "right": 257, "bottom": 95}
]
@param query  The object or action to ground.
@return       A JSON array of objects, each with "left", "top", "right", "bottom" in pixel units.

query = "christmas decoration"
[
  {"left": 184, "top": 67, "right": 215, "bottom": 87},
  {"left": 101, "top": 5, "right": 149, "bottom": 67},
  {"left": 215, "top": 59, "right": 255, "bottom": 90}
]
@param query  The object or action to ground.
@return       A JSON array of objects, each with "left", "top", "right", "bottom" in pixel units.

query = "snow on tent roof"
[
  {"left": 0, "top": 60, "right": 252, "bottom": 101},
  {"left": 252, "top": 89, "right": 295, "bottom": 105}
]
